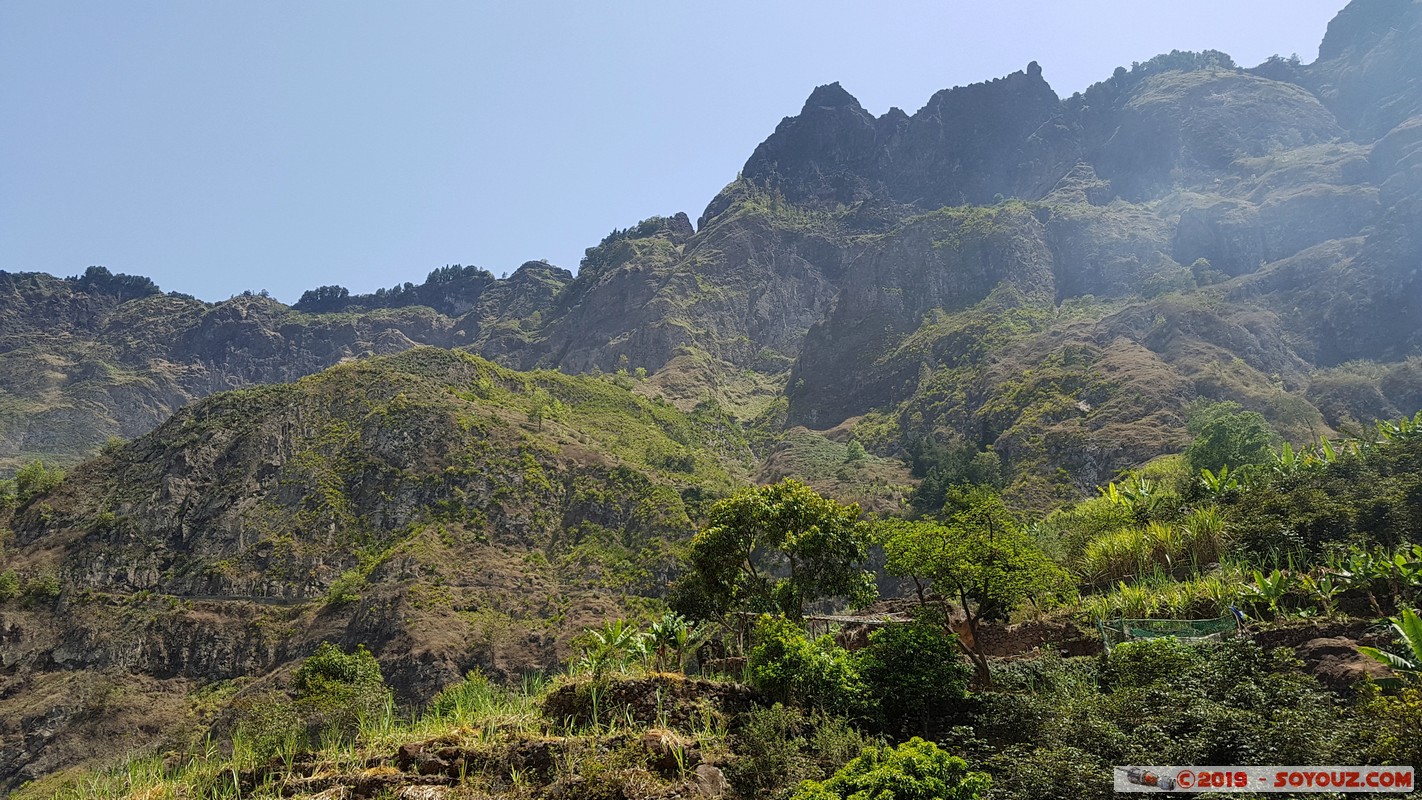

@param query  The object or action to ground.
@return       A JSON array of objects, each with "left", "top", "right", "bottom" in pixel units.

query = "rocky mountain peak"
[
  {"left": 508, "top": 259, "right": 573, "bottom": 283},
  {"left": 802, "top": 81, "right": 864, "bottom": 111},
  {"left": 740, "top": 65, "right": 1075, "bottom": 211}
]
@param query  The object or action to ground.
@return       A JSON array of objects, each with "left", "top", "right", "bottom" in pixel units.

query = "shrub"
[
  {"left": 291, "top": 642, "right": 390, "bottom": 738},
  {"left": 856, "top": 620, "right": 971, "bottom": 736},
  {"left": 747, "top": 616, "right": 864, "bottom": 715},
  {"left": 14, "top": 460, "right": 63, "bottom": 503},
  {"left": 1184, "top": 401, "right": 1276, "bottom": 475},
  {"left": 233, "top": 689, "right": 301, "bottom": 762},
  {"left": 1101, "top": 637, "right": 1201, "bottom": 690},
  {"left": 1357, "top": 685, "right": 1422, "bottom": 767},
  {"left": 21, "top": 571, "right": 61, "bottom": 602},
  {"left": 725, "top": 704, "right": 876, "bottom": 800},
  {"left": 791, "top": 737, "right": 990, "bottom": 800},
  {"left": 0, "top": 570, "right": 19, "bottom": 602},
  {"left": 725, "top": 704, "right": 819, "bottom": 799}
]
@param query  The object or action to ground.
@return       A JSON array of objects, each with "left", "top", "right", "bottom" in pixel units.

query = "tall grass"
[
  {"left": 27, "top": 672, "right": 553, "bottom": 800},
  {"left": 1078, "top": 508, "right": 1233, "bottom": 586},
  {"left": 1080, "top": 562, "right": 1252, "bottom": 621}
]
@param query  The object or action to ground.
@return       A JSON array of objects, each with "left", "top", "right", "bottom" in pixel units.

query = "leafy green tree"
[
  {"left": 879, "top": 487, "right": 1070, "bottom": 685},
  {"left": 791, "top": 737, "right": 990, "bottom": 800},
  {"left": 908, "top": 438, "right": 1002, "bottom": 512},
  {"left": 746, "top": 615, "right": 864, "bottom": 714},
  {"left": 1185, "top": 401, "right": 1276, "bottom": 475},
  {"left": 673, "top": 478, "right": 876, "bottom": 621},
  {"left": 844, "top": 439, "right": 866, "bottom": 462},
  {"left": 856, "top": 618, "right": 971, "bottom": 736}
]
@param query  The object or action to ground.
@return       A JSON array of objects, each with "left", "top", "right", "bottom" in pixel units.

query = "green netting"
[{"left": 1098, "top": 611, "right": 1242, "bottom": 649}]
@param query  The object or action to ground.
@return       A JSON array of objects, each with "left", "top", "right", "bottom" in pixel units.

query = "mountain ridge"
[{"left": 6, "top": 0, "right": 1421, "bottom": 488}]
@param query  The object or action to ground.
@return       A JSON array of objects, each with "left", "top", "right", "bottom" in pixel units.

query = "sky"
[{"left": 1, "top": 1, "right": 1349, "bottom": 304}]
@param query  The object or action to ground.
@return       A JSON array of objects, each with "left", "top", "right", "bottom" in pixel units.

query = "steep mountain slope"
[
  {"left": 9, "top": 1, "right": 1420, "bottom": 500},
  {"left": 0, "top": 348, "right": 749, "bottom": 789}
]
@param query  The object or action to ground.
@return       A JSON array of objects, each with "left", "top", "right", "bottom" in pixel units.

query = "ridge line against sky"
[{"left": 2, "top": 1, "right": 1346, "bottom": 304}]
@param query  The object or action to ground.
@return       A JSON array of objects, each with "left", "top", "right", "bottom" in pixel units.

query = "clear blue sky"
[{"left": 2, "top": 1, "right": 1347, "bottom": 303}]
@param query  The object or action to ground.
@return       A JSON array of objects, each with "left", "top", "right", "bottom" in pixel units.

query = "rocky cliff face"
[
  {"left": 0, "top": 262, "right": 570, "bottom": 472},
  {"left": 7, "top": 0, "right": 1421, "bottom": 486},
  {"left": 741, "top": 63, "right": 1076, "bottom": 210}
]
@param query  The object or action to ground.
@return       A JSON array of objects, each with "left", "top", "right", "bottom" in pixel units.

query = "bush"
[
  {"left": 0, "top": 570, "right": 19, "bottom": 602},
  {"left": 21, "top": 571, "right": 61, "bottom": 602},
  {"left": 746, "top": 616, "right": 864, "bottom": 715},
  {"left": 791, "top": 737, "right": 990, "bottom": 800},
  {"left": 1101, "top": 637, "right": 1201, "bottom": 691},
  {"left": 1184, "top": 401, "right": 1276, "bottom": 475},
  {"left": 1357, "top": 685, "right": 1422, "bottom": 767},
  {"left": 233, "top": 689, "right": 301, "bottom": 762},
  {"left": 725, "top": 704, "right": 876, "bottom": 800},
  {"left": 725, "top": 704, "right": 819, "bottom": 799},
  {"left": 14, "top": 460, "right": 64, "bottom": 504},
  {"left": 291, "top": 642, "right": 390, "bottom": 738},
  {"left": 856, "top": 620, "right": 971, "bottom": 736}
]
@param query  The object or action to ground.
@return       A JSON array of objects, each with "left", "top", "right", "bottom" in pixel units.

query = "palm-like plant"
[
  {"left": 1359, "top": 608, "right": 1422, "bottom": 688},
  {"left": 1244, "top": 568, "right": 1294, "bottom": 619},
  {"left": 576, "top": 619, "right": 650, "bottom": 678},
  {"left": 1298, "top": 573, "right": 1343, "bottom": 617},
  {"left": 645, "top": 612, "right": 711, "bottom": 673},
  {"left": 1199, "top": 465, "right": 1240, "bottom": 498},
  {"left": 1376, "top": 411, "right": 1422, "bottom": 441}
]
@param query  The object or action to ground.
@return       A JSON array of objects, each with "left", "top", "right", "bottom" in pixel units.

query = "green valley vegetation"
[{"left": 8, "top": 365, "right": 1422, "bottom": 799}]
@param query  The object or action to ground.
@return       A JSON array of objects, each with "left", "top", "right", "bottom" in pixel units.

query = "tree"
[
  {"left": 879, "top": 487, "right": 1070, "bottom": 685},
  {"left": 746, "top": 615, "right": 864, "bottom": 714},
  {"left": 844, "top": 439, "right": 866, "bottom": 462},
  {"left": 292, "top": 284, "right": 351, "bottom": 313},
  {"left": 856, "top": 618, "right": 971, "bottom": 736},
  {"left": 672, "top": 478, "right": 876, "bottom": 622},
  {"left": 290, "top": 642, "right": 391, "bottom": 738},
  {"left": 1185, "top": 401, "right": 1277, "bottom": 475},
  {"left": 527, "top": 387, "right": 555, "bottom": 432}
]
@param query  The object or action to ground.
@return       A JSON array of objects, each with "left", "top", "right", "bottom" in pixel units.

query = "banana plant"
[
  {"left": 1298, "top": 573, "right": 1343, "bottom": 617},
  {"left": 1377, "top": 411, "right": 1422, "bottom": 441},
  {"left": 1244, "top": 568, "right": 1294, "bottom": 619},
  {"left": 1358, "top": 608, "right": 1422, "bottom": 688},
  {"left": 1335, "top": 549, "right": 1387, "bottom": 615},
  {"left": 1199, "top": 465, "right": 1240, "bottom": 498},
  {"left": 1318, "top": 436, "right": 1338, "bottom": 464},
  {"left": 645, "top": 611, "right": 712, "bottom": 673},
  {"left": 577, "top": 619, "right": 650, "bottom": 677},
  {"left": 1384, "top": 550, "right": 1422, "bottom": 605},
  {"left": 1269, "top": 441, "right": 1301, "bottom": 478}
]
